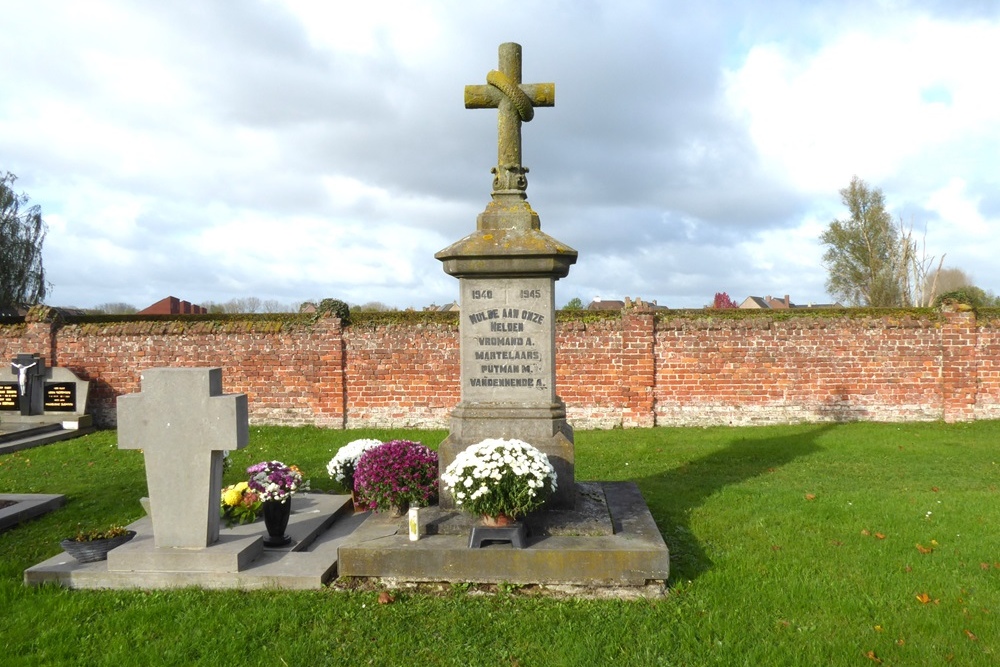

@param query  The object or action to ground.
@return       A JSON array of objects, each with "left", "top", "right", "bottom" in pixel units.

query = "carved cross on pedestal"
[
  {"left": 465, "top": 42, "right": 555, "bottom": 198},
  {"left": 118, "top": 368, "right": 249, "bottom": 549}
]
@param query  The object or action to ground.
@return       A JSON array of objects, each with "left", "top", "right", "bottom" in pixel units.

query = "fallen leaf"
[
  {"left": 896, "top": 638, "right": 905, "bottom": 646},
  {"left": 874, "top": 625, "right": 883, "bottom": 632},
  {"left": 916, "top": 592, "right": 931, "bottom": 604},
  {"left": 905, "top": 565, "right": 913, "bottom": 573},
  {"left": 830, "top": 540, "right": 843, "bottom": 547},
  {"left": 805, "top": 493, "right": 816, "bottom": 501},
  {"left": 771, "top": 545, "right": 782, "bottom": 551},
  {"left": 377, "top": 591, "right": 395, "bottom": 605},
  {"left": 930, "top": 539, "right": 939, "bottom": 547},
  {"left": 981, "top": 563, "right": 990, "bottom": 570},
  {"left": 865, "top": 650, "right": 883, "bottom": 663},
  {"left": 916, "top": 543, "right": 934, "bottom": 554},
  {"left": 861, "top": 529, "right": 871, "bottom": 536},
  {"left": 875, "top": 532, "right": 886, "bottom": 540},
  {"left": 964, "top": 629, "right": 978, "bottom": 641}
]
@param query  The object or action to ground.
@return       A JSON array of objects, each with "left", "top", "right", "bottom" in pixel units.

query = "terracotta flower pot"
[{"left": 481, "top": 513, "right": 516, "bottom": 527}]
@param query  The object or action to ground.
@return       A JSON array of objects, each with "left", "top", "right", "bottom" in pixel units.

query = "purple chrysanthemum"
[{"left": 353, "top": 440, "right": 438, "bottom": 512}]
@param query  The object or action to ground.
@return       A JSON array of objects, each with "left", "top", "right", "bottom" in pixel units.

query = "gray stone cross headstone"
[
  {"left": 118, "top": 368, "right": 248, "bottom": 549},
  {"left": 465, "top": 42, "right": 554, "bottom": 197}
]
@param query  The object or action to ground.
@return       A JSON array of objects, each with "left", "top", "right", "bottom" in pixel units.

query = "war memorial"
[{"left": 22, "top": 43, "right": 669, "bottom": 595}]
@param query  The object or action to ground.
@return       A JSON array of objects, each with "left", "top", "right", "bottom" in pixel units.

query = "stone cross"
[
  {"left": 118, "top": 368, "right": 248, "bottom": 549},
  {"left": 465, "top": 42, "right": 554, "bottom": 197}
]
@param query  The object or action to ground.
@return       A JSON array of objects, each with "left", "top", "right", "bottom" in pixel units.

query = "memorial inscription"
[
  {"left": 43, "top": 383, "right": 76, "bottom": 412},
  {"left": 0, "top": 383, "right": 17, "bottom": 410},
  {"left": 461, "top": 277, "right": 554, "bottom": 401}
]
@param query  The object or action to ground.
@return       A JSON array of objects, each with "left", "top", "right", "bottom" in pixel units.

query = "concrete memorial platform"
[
  {"left": 338, "top": 482, "right": 669, "bottom": 589},
  {"left": 25, "top": 493, "right": 358, "bottom": 590}
]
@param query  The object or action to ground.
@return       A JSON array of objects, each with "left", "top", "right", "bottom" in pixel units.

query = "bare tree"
[
  {"left": 895, "top": 217, "right": 944, "bottom": 307},
  {"left": 261, "top": 299, "right": 291, "bottom": 313}
]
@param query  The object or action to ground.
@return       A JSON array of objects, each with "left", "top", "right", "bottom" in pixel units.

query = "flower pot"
[
  {"left": 61, "top": 531, "right": 136, "bottom": 563},
  {"left": 481, "top": 513, "right": 516, "bottom": 527},
  {"left": 350, "top": 489, "right": 369, "bottom": 513},
  {"left": 262, "top": 498, "right": 292, "bottom": 547}
]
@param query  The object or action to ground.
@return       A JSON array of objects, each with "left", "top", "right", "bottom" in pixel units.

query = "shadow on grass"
[{"left": 635, "top": 424, "right": 832, "bottom": 586}]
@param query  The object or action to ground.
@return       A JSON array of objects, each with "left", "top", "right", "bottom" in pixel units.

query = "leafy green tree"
[
  {"left": 933, "top": 286, "right": 1000, "bottom": 309},
  {"left": 562, "top": 297, "right": 584, "bottom": 310},
  {"left": 821, "top": 176, "right": 907, "bottom": 307},
  {"left": 0, "top": 172, "right": 47, "bottom": 311}
]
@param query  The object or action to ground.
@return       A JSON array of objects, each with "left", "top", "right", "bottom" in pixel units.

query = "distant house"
[
  {"left": 587, "top": 296, "right": 667, "bottom": 311},
  {"left": 739, "top": 294, "right": 841, "bottom": 309},
  {"left": 138, "top": 296, "right": 207, "bottom": 315},
  {"left": 740, "top": 294, "right": 792, "bottom": 309},
  {"left": 424, "top": 302, "right": 460, "bottom": 312}
]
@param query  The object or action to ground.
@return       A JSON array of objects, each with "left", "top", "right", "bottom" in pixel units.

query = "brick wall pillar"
[
  {"left": 621, "top": 308, "right": 656, "bottom": 427},
  {"left": 312, "top": 315, "right": 346, "bottom": 428},
  {"left": 22, "top": 306, "right": 60, "bottom": 367},
  {"left": 941, "top": 308, "right": 977, "bottom": 423}
]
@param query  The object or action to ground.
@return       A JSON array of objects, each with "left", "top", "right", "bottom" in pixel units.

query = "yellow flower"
[
  {"left": 235, "top": 481, "right": 249, "bottom": 492},
  {"left": 222, "top": 487, "right": 242, "bottom": 507}
]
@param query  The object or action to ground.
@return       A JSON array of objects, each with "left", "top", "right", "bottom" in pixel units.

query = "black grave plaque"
[
  {"left": 0, "top": 383, "right": 17, "bottom": 411},
  {"left": 44, "top": 382, "right": 77, "bottom": 412}
]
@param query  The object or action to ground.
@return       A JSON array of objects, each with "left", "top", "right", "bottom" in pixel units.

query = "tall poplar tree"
[{"left": 821, "top": 176, "right": 905, "bottom": 307}]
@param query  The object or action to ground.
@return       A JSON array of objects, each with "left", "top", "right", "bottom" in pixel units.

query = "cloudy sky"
[{"left": 2, "top": 0, "right": 998, "bottom": 311}]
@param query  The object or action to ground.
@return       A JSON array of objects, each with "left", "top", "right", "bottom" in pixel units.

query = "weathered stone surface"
[
  {"left": 338, "top": 482, "right": 669, "bottom": 587},
  {"left": 117, "top": 367, "right": 248, "bottom": 549}
]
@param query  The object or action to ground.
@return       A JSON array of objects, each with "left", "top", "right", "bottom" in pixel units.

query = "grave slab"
[
  {"left": 337, "top": 482, "right": 669, "bottom": 588},
  {"left": 24, "top": 493, "right": 354, "bottom": 590},
  {"left": 0, "top": 493, "right": 66, "bottom": 532}
]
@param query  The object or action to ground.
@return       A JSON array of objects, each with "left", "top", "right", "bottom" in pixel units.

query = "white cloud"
[{"left": 725, "top": 17, "right": 1000, "bottom": 193}]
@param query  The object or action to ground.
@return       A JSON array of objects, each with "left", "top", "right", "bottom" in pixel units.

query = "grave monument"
[
  {"left": 117, "top": 367, "right": 249, "bottom": 550},
  {"left": 26, "top": 366, "right": 356, "bottom": 589},
  {"left": 10, "top": 353, "right": 45, "bottom": 415},
  {"left": 436, "top": 42, "right": 578, "bottom": 509}
]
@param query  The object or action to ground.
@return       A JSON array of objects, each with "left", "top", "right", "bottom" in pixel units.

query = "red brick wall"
[{"left": 2, "top": 307, "right": 997, "bottom": 429}]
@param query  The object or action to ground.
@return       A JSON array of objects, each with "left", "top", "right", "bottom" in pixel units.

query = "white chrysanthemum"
[{"left": 326, "top": 439, "right": 383, "bottom": 482}]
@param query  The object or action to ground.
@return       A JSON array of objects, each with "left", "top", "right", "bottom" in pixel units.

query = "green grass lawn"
[{"left": 1, "top": 422, "right": 999, "bottom": 666}]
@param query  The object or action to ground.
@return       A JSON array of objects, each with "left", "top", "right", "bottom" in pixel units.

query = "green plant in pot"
[{"left": 61, "top": 524, "right": 136, "bottom": 563}]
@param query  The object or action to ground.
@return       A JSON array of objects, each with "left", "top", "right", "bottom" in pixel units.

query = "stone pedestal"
[
  {"left": 437, "top": 42, "right": 578, "bottom": 509},
  {"left": 436, "top": 205, "right": 577, "bottom": 508}
]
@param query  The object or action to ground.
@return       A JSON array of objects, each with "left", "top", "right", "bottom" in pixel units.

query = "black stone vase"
[{"left": 262, "top": 498, "right": 292, "bottom": 547}]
